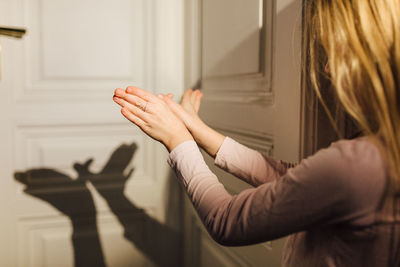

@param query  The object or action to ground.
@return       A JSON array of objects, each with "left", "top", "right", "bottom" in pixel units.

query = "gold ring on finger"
[{"left": 137, "top": 102, "right": 148, "bottom": 112}]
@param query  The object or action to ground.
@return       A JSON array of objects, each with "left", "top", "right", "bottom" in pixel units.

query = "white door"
[
  {"left": 0, "top": 0, "right": 184, "bottom": 266},
  {"left": 183, "top": 0, "right": 302, "bottom": 266}
]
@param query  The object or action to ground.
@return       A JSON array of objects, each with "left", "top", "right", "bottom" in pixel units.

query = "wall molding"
[
  {"left": 17, "top": 210, "right": 157, "bottom": 267},
  {"left": 19, "top": 0, "right": 154, "bottom": 102},
  {"left": 213, "top": 124, "right": 273, "bottom": 156},
  {"left": 185, "top": 0, "right": 275, "bottom": 104}
]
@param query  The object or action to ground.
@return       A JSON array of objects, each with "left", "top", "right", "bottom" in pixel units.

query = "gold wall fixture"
[
  {"left": 0, "top": 26, "right": 27, "bottom": 81},
  {"left": 0, "top": 27, "right": 27, "bottom": 39}
]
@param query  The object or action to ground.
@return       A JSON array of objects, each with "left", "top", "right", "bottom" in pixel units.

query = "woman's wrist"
[
  {"left": 189, "top": 118, "right": 225, "bottom": 157},
  {"left": 164, "top": 131, "right": 194, "bottom": 153},
  {"left": 184, "top": 113, "right": 202, "bottom": 132}
]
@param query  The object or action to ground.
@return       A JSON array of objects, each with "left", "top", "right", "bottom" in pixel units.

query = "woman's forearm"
[{"left": 188, "top": 117, "right": 225, "bottom": 157}]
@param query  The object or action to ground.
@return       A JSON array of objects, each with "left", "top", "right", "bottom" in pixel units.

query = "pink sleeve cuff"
[
  {"left": 214, "top": 136, "right": 235, "bottom": 169},
  {"left": 167, "top": 140, "right": 199, "bottom": 168}
]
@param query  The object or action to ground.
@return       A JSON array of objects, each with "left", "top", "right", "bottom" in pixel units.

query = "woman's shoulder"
[
  {"left": 290, "top": 137, "right": 387, "bottom": 197},
  {"left": 305, "top": 137, "right": 385, "bottom": 173},
  {"left": 286, "top": 137, "right": 387, "bottom": 225},
  {"left": 330, "top": 136, "right": 384, "bottom": 162}
]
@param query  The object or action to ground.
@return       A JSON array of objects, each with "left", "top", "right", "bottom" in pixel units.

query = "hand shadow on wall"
[{"left": 15, "top": 143, "right": 181, "bottom": 267}]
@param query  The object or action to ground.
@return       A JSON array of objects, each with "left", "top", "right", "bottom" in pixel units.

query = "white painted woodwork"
[
  {"left": 202, "top": 0, "right": 261, "bottom": 77},
  {"left": 184, "top": 0, "right": 302, "bottom": 266},
  {"left": 0, "top": 0, "right": 184, "bottom": 266}
]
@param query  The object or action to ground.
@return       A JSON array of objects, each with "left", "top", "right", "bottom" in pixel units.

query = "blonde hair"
[{"left": 306, "top": 0, "right": 400, "bottom": 193}]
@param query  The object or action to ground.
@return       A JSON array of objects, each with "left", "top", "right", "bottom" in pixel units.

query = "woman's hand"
[
  {"left": 177, "top": 89, "right": 202, "bottom": 118},
  {"left": 113, "top": 86, "right": 193, "bottom": 152},
  {"left": 161, "top": 89, "right": 203, "bottom": 131},
  {"left": 161, "top": 89, "right": 225, "bottom": 158}
]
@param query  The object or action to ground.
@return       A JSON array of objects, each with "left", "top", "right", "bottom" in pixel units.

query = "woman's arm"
[
  {"left": 115, "top": 87, "right": 294, "bottom": 186},
  {"left": 161, "top": 90, "right": 225, "bottom": 158},
  {"left": 168, "top": 139, "right": 385, "bottom": 246},
  {"left": 182, "top": 111, "right": 226, "bottom": 158},
  {"left": 161, "top": 90, "right": 295, "bottom": 186},
  {"left": 214, "top": 136, "right": 296, "bottom": 187},
  {"left": 113, "top": 86, "right": 385, "bottom": 246}
]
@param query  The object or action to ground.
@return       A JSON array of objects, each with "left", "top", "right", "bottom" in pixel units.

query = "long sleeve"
[
  {"left": 168, "top": 139, "right": 386, "bottom": 246},
  {"left": 214, "top": 137, "right": 296, "bottom": 187}
]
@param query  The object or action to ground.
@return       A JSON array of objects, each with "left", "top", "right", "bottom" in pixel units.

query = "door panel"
[
  {"left": 184, "top": 0, "right": 302, "bottom": 266},
  {"left": 202, "top": 0, "right": 261, "bottom": 77},
  {"left": 0, "top": 0, "right": 184, "bottom": 266}
]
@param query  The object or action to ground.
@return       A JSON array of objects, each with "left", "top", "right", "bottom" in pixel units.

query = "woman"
[{"left": 113, "top": 0, "right": 400, "bottom": 266}]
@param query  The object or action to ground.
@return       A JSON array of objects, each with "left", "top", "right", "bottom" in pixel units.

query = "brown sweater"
[{"left": 168, "top": 136, "right": 400, "bottom": 266}]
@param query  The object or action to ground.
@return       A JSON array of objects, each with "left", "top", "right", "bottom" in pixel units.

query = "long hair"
[{"left": 305, "top": 0, "right": 400, "bottom": 193}]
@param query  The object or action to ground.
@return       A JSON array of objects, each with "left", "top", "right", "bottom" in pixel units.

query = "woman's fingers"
[
  {"left": 115, "top": 88, "right": 126, "bottom": 98},
  {"left": 121, "top": 108, "right": 147, "bottom": 130},
  {"left": 115, "top": 87, "right": 153, "bottom": 113},
  {"left": 181, "top": 89, "right": 193, "bottom": 104},
  {"left": 114, "top": 86, "right": 193, "bottom": 151},
  {"left": 126, "top": 86, "right": 160, "bottom": 104},
  {"left": 113, "top": 96, "right": 150, "bottom": 121},
  {"left": 123, "top": 93, "right": 151, "bottom": 112},
  {"left": 194, "top": 90, "right": 202, "bottom": 113},
  {"left": 190, "top": 89, "right": 197, "bottom": 105}
]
